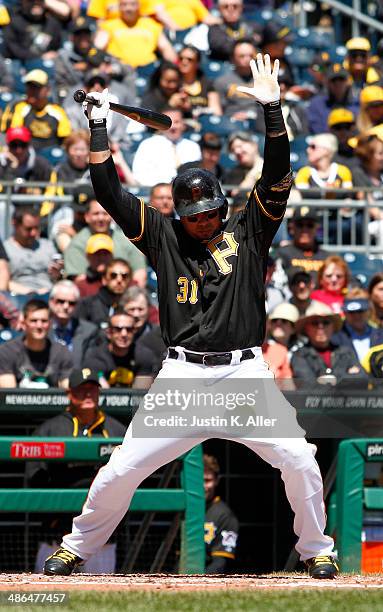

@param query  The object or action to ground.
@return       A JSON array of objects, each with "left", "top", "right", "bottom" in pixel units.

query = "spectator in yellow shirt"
[
  {"left": 88, "top": 0, "right": 216, "bottom": 32},
  {"left": 1, "top": 69, "right": 71, "bottom": 151},
  {"left": 96, "top": 0, "right": 177, "bottom": 68}
]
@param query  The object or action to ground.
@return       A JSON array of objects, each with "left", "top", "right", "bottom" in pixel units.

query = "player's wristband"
[
  {"left": 263, "top": 101, "right": 285, "bottom": 134},
  {"left": 89, "top": 119, "right": 109, "bottom": 152}
]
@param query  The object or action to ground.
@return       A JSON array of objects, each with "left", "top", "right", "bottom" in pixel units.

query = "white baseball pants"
[{"left": 62, "top": 347, "right": 334, "bottom": 562}]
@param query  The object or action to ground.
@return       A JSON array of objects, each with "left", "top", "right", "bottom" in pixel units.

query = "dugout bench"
[{"left": 0, "top": 437, "right": 205, "bottom": 574}]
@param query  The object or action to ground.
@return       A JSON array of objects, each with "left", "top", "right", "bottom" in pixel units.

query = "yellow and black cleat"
[
  {"left": 44, "top": 547, "right": 83, "bottom": 576},
  {"left": 305, "top": 555, "right": 339, "bottom": 579}
]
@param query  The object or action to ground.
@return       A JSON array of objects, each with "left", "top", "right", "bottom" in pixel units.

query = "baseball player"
[{"left": 44, "top": 54, "right": 338, "bottom": 579}]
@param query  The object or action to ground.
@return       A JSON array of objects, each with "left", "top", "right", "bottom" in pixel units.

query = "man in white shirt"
[{"left": 132, "top": 109, "right": 201, "bottom": 186}]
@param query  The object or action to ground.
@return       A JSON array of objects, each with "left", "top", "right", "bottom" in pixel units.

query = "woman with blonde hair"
[{"left": 310, "top": 255, "right": 350, "bottom": 315}]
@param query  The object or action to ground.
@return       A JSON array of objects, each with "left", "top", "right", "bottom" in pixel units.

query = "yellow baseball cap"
[
  {"left": 360, "top": 85, "right": 383, "bottom": 107},
  {"left": 86, "top": 233, "right": 114, "bottom": 255},
  {"left": 328, "top": 108, "right": 355, "bottom": 127},
  {"left": 346, "top": 37, "right": 371, "bottom": 52},
  {"left": 23, "top": 69, "right": 49, "bottom": 86},
  {"left": 348, "top": 123, "right": 383, "bottom": 149}
]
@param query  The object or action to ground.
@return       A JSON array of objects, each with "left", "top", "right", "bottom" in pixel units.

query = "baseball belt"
[{"left": 167, "top": 347, "right": 255, "bottom": 366}]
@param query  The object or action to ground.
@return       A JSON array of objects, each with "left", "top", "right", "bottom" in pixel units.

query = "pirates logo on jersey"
[
  {"left": 204, "top": 521, "right": 216, "bottom": 545},
  {"left": 207, "top": 232, "right": 239, "bottom": 275}
]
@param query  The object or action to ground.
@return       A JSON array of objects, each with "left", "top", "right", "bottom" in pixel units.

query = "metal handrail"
[{"left": 298, "top": 0, "right": 383, "bottom": 35}]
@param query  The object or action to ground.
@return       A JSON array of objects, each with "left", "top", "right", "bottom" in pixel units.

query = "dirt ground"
[{"left": 0, "top": 573, "right": 382, "bottom": 591}]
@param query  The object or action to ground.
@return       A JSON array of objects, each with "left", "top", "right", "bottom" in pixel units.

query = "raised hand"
[
  {"left": 237, "top": 53, "right": 280, "bottom": 105},
  {"left": 83, "top": 88, "right": 110, "bottom": 121}
]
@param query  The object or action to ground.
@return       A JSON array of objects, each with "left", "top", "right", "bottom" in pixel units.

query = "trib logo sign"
[{"left": 10, "top": 442, "right": 65, "bottom": 459}]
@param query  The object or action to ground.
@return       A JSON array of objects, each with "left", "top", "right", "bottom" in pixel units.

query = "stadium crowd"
[{"left": 0, "top": 0, "right": 383, "bottom": 389}]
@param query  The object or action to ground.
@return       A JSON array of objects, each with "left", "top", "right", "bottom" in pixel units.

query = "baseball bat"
[{"left": 73, "top": 89, "right": 172, "bottom": 131}]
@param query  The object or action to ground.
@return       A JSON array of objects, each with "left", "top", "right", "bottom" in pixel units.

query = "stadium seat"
[
  {"left": 199, "top": 114, "right": 254, "bottom": 136},
  {"left": 136, "top": 62, "right": 159, "bottom": 79},
  {"left": 38, "top": 146, "right": 67, "bottom": 166},
  {"left": 290, "top": 135, "right": 308, "bottom": 154},
  {"left": 24, "top": 58, "right": 56, "bottom": 81},
  {"left": 293, "top": 27, "right": 334, "bottom": 50},
  {"left": 136, "top": 76, "right": 149, "bottom": 99},
  {"left": 219, "top": 153, "right": 236, "bottom": 170},
  {"left": 343, "top": 252, "right": 383, "bottom": 287},
  {"left": 167, "top": 27, "right": 192, "bottom": 51},
  {"left": 201, "top": 60, "right": 230, "bottom": 80},
  {"left": 290, "top": 150, "right": 308, "bottom": 172},
  {"left": 286, "top": 46, "right": 315, "bottom": 69},
  {"left": 0, "top": 91, "right": 15, "bottom": 111},
  {"left": 128, "top": 186, "right": 151, "bottom": 199},
  {"left": 0, "top": 329, "right": 22, "bottom": 345}
]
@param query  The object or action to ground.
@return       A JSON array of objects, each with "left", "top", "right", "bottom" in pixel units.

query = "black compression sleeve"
[
  {"left": 263, "top": 100, "right": 286, "bottom": 136},
  {"left": 89, "top": 119, "right": 109, "bottom": 152},
  {"left": 259, "top": 102, "right": 290, "bottom": 187}
]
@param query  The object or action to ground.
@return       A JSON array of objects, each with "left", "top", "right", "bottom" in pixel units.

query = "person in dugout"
[{"left": 204, "top": 454, "right": 239, "bottom": 573}]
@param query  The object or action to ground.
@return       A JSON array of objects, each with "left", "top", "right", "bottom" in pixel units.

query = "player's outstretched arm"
[
  {"left": 237, "top": 54, "right": 292, "bottom": 219},
  {"left": 83, "top": 89, "right": 143, "bottom": 239}
]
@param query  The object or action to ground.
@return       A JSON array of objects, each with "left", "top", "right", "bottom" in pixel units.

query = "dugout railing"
[
  {"left": 0, "top": 436, "right": 205, "bottom": 574},
  {"left": 1, "top": 181, "right": 383, "bottom": 254}
]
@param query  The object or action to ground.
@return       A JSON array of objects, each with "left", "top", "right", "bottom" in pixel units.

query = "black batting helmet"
[{"left": 172, "top": 168, "right": 227, "bottom": 217}]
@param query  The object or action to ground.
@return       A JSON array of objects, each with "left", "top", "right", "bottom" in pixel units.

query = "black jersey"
[
  {"left": 205, "top": 496, "right": 239, "bottom": 565},
  {"left": 90, "top": 129, "right": 292, "bottom": 352}
]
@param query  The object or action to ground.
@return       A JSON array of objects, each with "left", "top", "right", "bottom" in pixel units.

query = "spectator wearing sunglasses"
[
  {"left": 291, "top": 301, "right": 362, "bottom": 386},
  {"left": 178, "top": 45, "right": 222, "bottom": 117},
  {"left": 275, "top": 206, "right": 328, "bottom": 284},
  {"left": 0, "top": 126, "right": 52, "bottom": 185},
  {"left": 288, "top": 268, "right": 317, "bottom": 316},
  {"left": 75, "top": 258, "right": 133, "bottom": 328},
  {"left": 49, "top": 280, "right": 99, "bottom": 368},
  {"left": 295, "top": 133, "right": 357, "bottom": 244},
  {"left": 327, "top": 108, "right": 359, "bottom": 169},
  {"left": 311, "top": 255, "right": 350, "bottom": 316},
  {"left": 83, "top": 308, "right": 158, "bottom": 388},
  {"left": 344, "top": 37, "right": 380, "bottom": 98}
]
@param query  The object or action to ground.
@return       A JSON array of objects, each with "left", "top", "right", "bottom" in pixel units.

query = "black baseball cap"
[
  {"left": 69, "top": 368, "right": 100, "bottom": 388},
  {"left": 85, "top": 71, "right": 109, "bottom": 88},
  {"left": 292, "top": 206, "right": 320, "bottom": 223},
  {"left": 262, "top": 23, "right": 293, "bottom": 47},
  {"left": 343, "top": 298, "right": 370, "bottom": 313},
  {"left": 288, "top": 267, "right": 311, "bottom": 286},
  {"left": 327, "top": 64, "right": 349, "bottom": 81},
  {"left": 72, "top": 184, "right": 96, "bottom": 211},
  {"left": 71, "top": 15, "right": 95, "bottom": 34},
  {"left": 311, "top": 51, "right": 332, "bottom": 73}
]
